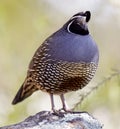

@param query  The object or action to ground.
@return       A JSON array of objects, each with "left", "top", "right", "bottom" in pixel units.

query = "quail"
[{"left": 12, "top": 11, "right": 99, "bottom": 112}]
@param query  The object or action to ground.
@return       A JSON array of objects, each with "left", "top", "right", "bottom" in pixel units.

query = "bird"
[{"left": 12, "top": 11, "right": 99, "bottom": 113}]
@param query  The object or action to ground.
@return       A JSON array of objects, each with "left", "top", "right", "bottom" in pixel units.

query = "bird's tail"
[{"left": 12, "top": 78, "right": 39, "bottom": 105}]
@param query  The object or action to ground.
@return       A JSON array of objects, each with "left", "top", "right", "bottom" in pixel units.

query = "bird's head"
[{"left": 64, "top": 11, "right": 91, "bottom": 35}]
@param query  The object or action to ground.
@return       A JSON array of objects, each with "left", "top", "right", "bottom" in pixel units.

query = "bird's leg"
[
  {"left": 50, "top": 93, "right": 65, "bottom": 116},
  {"left": 60, "top": 94, "right": 71, "bottom": 112},
  {"left": 49, "top": 93, "right": 56, "bottom": 112}
]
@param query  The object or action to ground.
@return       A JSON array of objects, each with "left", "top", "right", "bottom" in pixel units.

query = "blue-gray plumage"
[
  {"left": 12, "top": 11, "right": 99, "bottom": 113},
  {"left": 47, "top": 32, "right": 99, "bottom": 64}
]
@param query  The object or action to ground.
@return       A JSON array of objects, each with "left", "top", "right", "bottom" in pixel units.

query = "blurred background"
[{"left": 0, "top": 0, "right": 120, "bottom": 129}]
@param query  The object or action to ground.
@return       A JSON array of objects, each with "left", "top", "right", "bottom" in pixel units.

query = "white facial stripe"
[
  {"left": 70, "top": 15, "right": 84, "bottom": 20},
  {"left": 67, "top": 20, "right": 74, "bottom": 33},
  {"left": 67, "top": 16, "right": 87, "bottom": 33}
]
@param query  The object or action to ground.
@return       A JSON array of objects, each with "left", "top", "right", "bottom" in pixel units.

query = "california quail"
[{"left": 12, "top": 11, "right": 99, "bottom": 112}]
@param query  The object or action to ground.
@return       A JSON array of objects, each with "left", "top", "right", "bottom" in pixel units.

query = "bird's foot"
[
  {"left": 58, "top": 107, "right": 72, "bottom": 113},
  {"left": 51, "top": 108, "right": 65, "bottom": 117},
  {"left": 51, "top": 108, "right": 72, "bottom": 117}
]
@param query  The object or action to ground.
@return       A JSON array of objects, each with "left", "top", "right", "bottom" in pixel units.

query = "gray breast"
[{"left": 47, "top": 31, "right": 99, "bottom": 64}]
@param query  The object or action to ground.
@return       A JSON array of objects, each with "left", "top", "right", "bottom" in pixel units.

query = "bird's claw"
[{"left": 58, "top": 107, "right": 72, "bottom": 113}]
